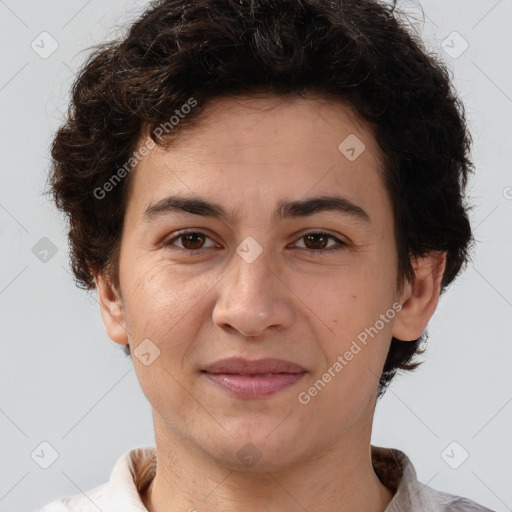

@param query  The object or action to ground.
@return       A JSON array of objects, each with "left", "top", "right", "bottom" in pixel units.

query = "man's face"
[{"left": 110, "top": 95, "right": 406, "bottom": 469}]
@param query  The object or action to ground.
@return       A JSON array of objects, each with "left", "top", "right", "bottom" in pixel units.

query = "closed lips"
[
  {"left": 202, "top": 357, "right": 307, "bottom": 375},
  {"left": 202, "top": 358, "right": 308, "bottom": 398}
]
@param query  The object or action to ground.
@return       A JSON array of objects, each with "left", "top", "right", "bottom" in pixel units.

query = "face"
[{"left": 100, "top": 95, "right": 412, "bottom": 471}]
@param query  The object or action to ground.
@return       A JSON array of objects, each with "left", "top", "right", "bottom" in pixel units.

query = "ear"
[
  {"left": 92, "top": 270, "right": 129, "bottom": 346},
  {"left": 392, "top": 251, "right": 447, "bottom": 342}
]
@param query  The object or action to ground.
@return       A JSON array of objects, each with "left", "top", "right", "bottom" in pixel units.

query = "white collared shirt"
[{"left": 36, "top": 445, "right": 495, "bottom": 512}]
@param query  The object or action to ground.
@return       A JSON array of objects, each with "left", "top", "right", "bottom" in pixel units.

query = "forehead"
[
  {"left": 159, "top": 94, "right": 381, "bottom": 163},
  {"left": 126, "top": 94, "right": 390, "bottom": 226}
]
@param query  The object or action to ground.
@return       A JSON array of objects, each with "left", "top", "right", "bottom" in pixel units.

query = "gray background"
[{"left": 0, "top": 0, "right": 511, "bottom": 511}]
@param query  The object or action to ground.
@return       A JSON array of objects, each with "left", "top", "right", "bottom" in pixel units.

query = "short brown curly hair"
[{"left": 48, "top": 0, "right": 474, "bottom": 397}]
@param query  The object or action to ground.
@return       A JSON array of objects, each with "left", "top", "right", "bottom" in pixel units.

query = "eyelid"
[
  {"left": 292, "top": 228, "right": 347, "bottom": 244},
  {"left": 290, "top": 230, "right": 347, "bottom": 254},
  {"left": 164, "top": 228, "right": 348, "bottom": 254},
  {"left": 164, "top": 229, "right": 220, "bottom": 250}
]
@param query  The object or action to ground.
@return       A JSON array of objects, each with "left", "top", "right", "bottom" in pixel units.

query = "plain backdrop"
[{"left": 0, "top": 0, "right": 511, "bottom": 511}]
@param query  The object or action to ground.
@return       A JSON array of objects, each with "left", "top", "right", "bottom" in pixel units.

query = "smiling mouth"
[
  {"left": 202, "top": 371, "right": 298, "bottom": 376},
  {"left": 202, "top": 371, "right": 307, "bottom": 398},
  {"left": 201, "top": 357, "right": 307, "bottom": 398}
]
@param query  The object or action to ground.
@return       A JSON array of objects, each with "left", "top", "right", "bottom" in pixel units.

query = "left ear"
[{"left": 392, "top": 251, "right": 447, "bottom": 341}]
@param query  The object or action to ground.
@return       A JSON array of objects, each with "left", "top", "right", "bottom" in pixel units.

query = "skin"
[{"left": 94, "top": 94, "right": 446, "bottom": 512}]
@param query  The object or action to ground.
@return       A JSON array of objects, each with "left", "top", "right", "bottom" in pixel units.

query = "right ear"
[{"left": 92, "top": 270, "right": 129, "bottom": 346}]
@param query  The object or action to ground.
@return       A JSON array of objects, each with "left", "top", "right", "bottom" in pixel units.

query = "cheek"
[
  {"left": 121, "top": 258, "right": 211, "bottom": 342},
  {"left": 310, "top": 260, "right": 394, "bottom": 320},
  {"left": 307, "top": 263, "right": 397, "bottom": 365},
  {"left": 120, "top": 262, "right": 208, "bottom": 402}
]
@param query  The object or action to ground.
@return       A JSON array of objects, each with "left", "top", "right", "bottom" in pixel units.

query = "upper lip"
[{"left": 202, "top": 357, "right": 307, "bottom": 375}]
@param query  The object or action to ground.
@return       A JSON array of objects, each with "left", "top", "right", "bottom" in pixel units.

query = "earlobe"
[
  {"left": 392, "top": 251, "right": 447, "bottom": 342},
  {"left": 92, "top": 270, "right": 129, "bottom": 346}
]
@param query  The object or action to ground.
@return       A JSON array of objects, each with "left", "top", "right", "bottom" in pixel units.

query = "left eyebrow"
[{"left": 143, "top": 194, "right": 371, "bottom": 225}]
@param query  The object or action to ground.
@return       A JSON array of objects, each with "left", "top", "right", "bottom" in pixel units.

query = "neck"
[{"left": 141, "top": 415, "right": 394, "bottom": 512}]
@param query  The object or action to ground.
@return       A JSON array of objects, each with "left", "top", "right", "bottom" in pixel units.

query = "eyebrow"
[{"left": 143, "top": 194, "right": 371, "bottom": 224}]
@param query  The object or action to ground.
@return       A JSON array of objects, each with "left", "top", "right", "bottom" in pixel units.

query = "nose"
[{"left": 212, "top": 248, "right": 294, "bottom": 337}]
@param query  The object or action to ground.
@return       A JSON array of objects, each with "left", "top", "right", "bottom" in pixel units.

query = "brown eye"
[
  {"left": 165, "top": 231, "right": 217, "bottom": 251},
  {"left": 180, "top": 233, "right": 206, "bottom": 250},
  {"left": 293, "top": 231, "right": 346, "bottom": 255},
  {"left": 303, "top": 233, "right": 330, "bottom": 250}
]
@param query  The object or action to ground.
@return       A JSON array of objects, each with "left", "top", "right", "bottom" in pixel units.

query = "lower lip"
[{"left": 203, "top": 372, "right": 306, "bottom": 398}]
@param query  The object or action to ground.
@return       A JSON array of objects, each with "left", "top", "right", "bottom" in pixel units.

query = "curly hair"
[{"left": 48, "top": 0, "right": 474, "bottom": 398}]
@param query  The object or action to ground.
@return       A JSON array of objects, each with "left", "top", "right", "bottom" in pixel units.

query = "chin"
[{"left": 202, "top": 422, "right": 307, "bottom": 471}]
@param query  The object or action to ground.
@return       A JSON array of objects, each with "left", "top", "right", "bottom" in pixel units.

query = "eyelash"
[{"left": 163, "top": 229, "right": 347, "bottom": 256}]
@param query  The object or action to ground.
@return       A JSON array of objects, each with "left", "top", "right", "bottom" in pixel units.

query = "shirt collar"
[
  {"left": 371, "top": 445, "right": 436, "bottom": 512},
  {"left": 105, "top": 445, "right": 157, "bottom": 511},
  {"left": 102, "top": 444, "right": 443, "bottom": 512}
]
